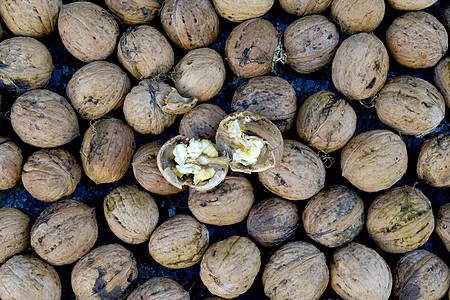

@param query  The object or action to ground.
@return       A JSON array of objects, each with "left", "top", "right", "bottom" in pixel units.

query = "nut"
[
  {"left": 279, "top": 0, "right": 332, "bottom": 16},
  {"left": 417, "top": 133, "right": 450, "bottom": 187},
  {"left": 385, "top": 0, "right": 437, "bottom": 10},
  {"left": 128, "top": 277, "right": 189, "bottom": 300},
  {"left": 331, "top": 0, "right": 385, "bottom": 33},
  {"left": 212, "top": 0, "right": 274, "bottom": 22},
  {"left": 436, "top": 203, "right": 450, "bottom": 252},
  {"left": 434, "top": 57, "right": 450, "bottom": 108},
  {"left": 179, "top": 103, "right": 227, "bottom": 140},
  {"left": 0, "top": 136, "right": 22, "bottom": 190},
  {"left": 105, "top": 0, "right": 161, "bottom": 25},
  {"left": 0, "top": 207, "right": 30, "bottom": 263}
]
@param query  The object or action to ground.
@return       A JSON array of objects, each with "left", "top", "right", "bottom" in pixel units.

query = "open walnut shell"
[{"left": 161, "top": 86, "right": 198, "bottom": 115}]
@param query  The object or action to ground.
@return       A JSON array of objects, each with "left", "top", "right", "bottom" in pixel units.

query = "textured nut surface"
[
  {"left": 386, "top": 0, "right": 438, "bottom": 11},
  {"left": 179, "top": 103, "right": 227, "bottom": 140},
  {"left": 127, "top": 277, "right": 189, "bottom": 300},
  {"left": 105, "top": 0, "right": 161, "bottom": 25},
  {"left": 417, "top": 133, "right": 450, "bottom": 187},
  {"left": 434, "top": 57, "right": 450, "bottom": 108},
  {"left": 331, "top": 0, "right": 385, "bottom": 33},
  {"left": 279, "top": 0, "right": 332, "bottom": 16},
  {"left": 0, "top": 207, "right": 30, "bottom": 263},
  {"left": 212, "top": 0, "right": 274, "bottom": 22},
  {"left": 0, "top": 136, "right": 22, "bottom": 190},
  {"left": 436, "top": 203, "right": 450, "bottom": 252}
]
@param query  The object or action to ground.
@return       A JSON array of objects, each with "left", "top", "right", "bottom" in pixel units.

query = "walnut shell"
[
  {"left": 212, "top": 0, "right": 274, "bottom": 22},
  {"left": 340, "top": 130, "right": 408, "bottom": 192},
  {"left": 66, "top": 61, "right": 131, "bottom": 120},
  {"left": 366, "top": 186, "right": 434, "bottom": 254},
  {"left": 394, "top": 249, "right": 450, "bottom": 300},
  {"left": 188, "top": 173, "right": 254, "bottom": 226},
  {"left": 386, "top": 12, "right": 448, "bottom": 69},
  {"left": 332, "top": 33, "right": 389, "bottom": 100},
  {"left": 179, "top": 103, "right": 227, "bottom": 140},
  {"left": 0, "top": 136, "right": 22, "bottom": 190},
  {"left": 331, "top": 0, "right": 385, "bottom": 33},
  {"left": 117, "top": 25, "right": 174, "bottom": 80},
  {"left": 105, "top": 0, "right": 161, "bottom": 25},
  {"left": 247, "top": 197, "right": 299, "bottom": 247},
  {"left": 128, "top": 277, "right": 189, "bottom": 300},
  {"left": 445, "top": 6, "right": 450, "bottom": 30},
  {"left": 22, "top": 149, "right": 81, "bottom": 202},
  {"left": 0, "top": 255, "right": 61, "bottom": 300},
  {"left": 0, "top": 37, "right": 54, "bottom": 94},
  {"left": 11, "top": 89, "right": 79, "bottom": 148},
  {"left": 80, "top": 118, "right": 136, "bottom": 184},
  {"left": 258, "top": 139, "right": 325, "bottom": 200},
  {"left": 434, "top": 57, "right": 450, "bottom": 108},
  {"left": 71, "top": 244, "right": 138, "bottom": 300},
  {"left": 386, "top": 0, "right": 437, "bottom": 10},
  {"left": 148, "top": 214, "right": 208, "bottom": 269},
  {"left": 231, "top": 76, "right": 297, "bottom": 132},
  {"left": 263, "top": 241, "right": 329, "bottom": 300},
  {"left": 104, "top": 185, "right": 159, "bottom": 244},
  {"left": 436, "top": 203, "right": 450, "bottom": 252},
  {"left": 225, "top": 18, "right": 278, "bottom": 78},
  {"left": 0, "top": 208, "right": 30, "bottom": 263},
  {"left": 417, "top": 133, "right": 450, "bottom": 187},
  {"left": 284, "top": 15, "right": 339, "bottom": 74},
  {"left": 279, "top": 0, "right": 332, "bottom": 16},
  {"left": 200, "top": 236, "right": 261, "bottom": 298}
]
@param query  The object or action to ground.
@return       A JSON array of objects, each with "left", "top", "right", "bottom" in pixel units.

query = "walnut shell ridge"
[
  {"left": 417, "top": 133, "right": 450, "bottom": 187},
  {"left": 0, "top": 136, "right": 22, "bottom": 190},
  {"left": 105, "top": 0, "right": 161, "bottom": 25},
  {"left": 0, "top": 207, "right": 30, "bottom": 263},
  {"left": 279, "top": 0, "right": 332, "bottom": 16},
  {"left": 127, "top": 277, "right": 189, "bottom": 300},
  {"left": 212, "top": 0, "right": 274, "bottom": 22}
]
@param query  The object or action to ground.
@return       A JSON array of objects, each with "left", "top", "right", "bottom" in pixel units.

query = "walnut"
[
  {"left": 331, "top": 0, "right": 385, "bottom": 33},
  {"left": 105, "top": 0, "right": 161, "bottom": 25},
  {"left": 212, "top": 0, "right": 274, "bottom": 22},
  {"left": 417, "top": 133, "right": 450, "bottom": 187},
  {"left": 386, "top": 0, "right": 437, "bottom": 11},
  {"left": 179, "top": 103, "right": 227, "bottom": 140},
  {"left": 128, "top": 277, "right": 189, "bottom": 300},
  {"left": 279, "top": 0, "right": 332, "bottom": 16},
  {"left": 434, "top": 57, "right": 450, "bottom": 108},
  {"left": 0, "top": 136, "right": 22, "bottom": 190},
  {"left": 0, "top": 208, "right": 30, "bottom": 263},
  {"left": 436, "top": 203, "right": 450, "bottom": 252}
]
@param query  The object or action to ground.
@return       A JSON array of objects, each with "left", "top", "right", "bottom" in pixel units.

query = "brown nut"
[
  {"left": 332, "top": 33, "right": 389, "bottom": 100},
  {"left": 105, "top": 0, "right": 161, "bottom": 25},
  {"left": 128, "top": 277, "right": 189, "bottom": 300},
  {"left": 279, "top": 0, "right": 332, "bottom": 16},
  {"left": 258, "top": 139, "right": 325, "bottom": 200},
  {"left": 200, "top": 236, "right": 261, "bottom": 298},
  {"left": 212, "top": 0, "right": 274, "bottom": 22},
  {"left": 263, "top": 241, "right": 329, "bottom": 300},
  {"left": 231, "top": 76, "right": 297, "bottom": 132},
  {"left": 436, "top": 203, "right": 450, "bottom": 252},
  {"left": 11, "top": 89, "right": 79, "bottom": 148},
  {"left": 386, "top": 0, "right": 437, "bottom": 11},
  {"left": 434, "top": 57, "right": 450, "bottom": 108},
  {"left": 0, "top": 208, "right": 30, "bottom": 263},
  {"left": 386, "top": 12, "right": 448, "bottom": 69},
  {"left": 366, "top": 186, "right": 434, "bottom": 254},
  {"left": 179, "top": 103, "right": 227, "bottom": 140},
  {"left": 340, "top": 130, "right": 408, "bottom": 192},
  {"left": 417, "top": 133, "right": 450, "bottom": 187},
  {"left": 331, "top": 0, "right": 385, "bottom": 33},
  {"left": 0, "top": 136, "right": 22, "bottom": 190}
]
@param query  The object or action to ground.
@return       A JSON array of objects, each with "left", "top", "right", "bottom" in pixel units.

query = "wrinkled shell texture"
[
  {"left": 212, "top": 0, "right": 274, "bottom": 22},
  {"left": 71, "top": 244, "right": 138, "bottom": 300},
  {"left": 179, "top": 103, "right": 227, "bottom": 140},
  {"left": 11, "top": 89, "right": 79, "bottom": 148},
  {"left": 331, "top": 243, "right": 392, "bottom": 300},
  {"left": 394, "top": 249, "right": 450, "bottom": 300},
  {"left": 279, "top": 0, "right": 332, "bottom": 16},
  {"left": 296, "top": 90, "right": 356, "bottom": 153},
  {"left": 80, "top": 118, "right": 135, "bottom": 184},
  {"left": 258, "top": 139, "right": 325, "bottom": 200},
  {"left": 386, "top": 12, "right": 448, "bottom": 69},
  {"left": 0, "top": 136, "right": 22, "bottom": 190},
  {"left": 375, "top": 76, "right": 445, "bottom": 136},
  {"left": 232, "top": 76, "right": 297, "bottom": 132},
  {"left": 434, "top": 56, "right": 450, "bottom": 108},
  {"left": 66, "top": 61, "right": 131, "bottom": 120},
  {"left": 225, "top": 18, "right": 278, "bottom": 78},
  {"left": 331, "top": 0, "right": 385, "bottom": 33},
  {"left": 386, "top": 0, "right": 437, "bottom": 10},
  {"left": 117, "top": 25, "right": 174, "bottom": 80},
  {"left": 332, "top": 33, "right": 389, "bottom": 100},
  {"left": 0, "top": 37, "right": 54, "bottom": 94},
  {"left": 436, "top": 203, "right": 450, "bottom": 252},
  {"left": 263, "top": 241, "right": 329, "bottom": 300},
  {"left": 105, "top": 0, "right": 161, "bottom": 25},
  {"left": 127, "top": 277, "right": 189, "bottom": 300},
  {"left": 417, "top": 133, "right": 450, "bottom": 187},
  {"left": 284, "top": 15, "right": 339, "bottom": 74},
  {"left": 0, "top": 207, "right": 30, "bottom": 263},
  {"left": 340, "top": 130, "right": 408, "bottom": 192},
  {"left": 200, "top": 236, "right": 261, "bottom": 298},
  {"left": 366, "top": 186, "right": 435, "bottom": 254},
  {"left": 0, "top": 255, "right": 61, "bottom": 300},
  {"left": 247, "top": 197, "right": 299, "bottom": 247}
]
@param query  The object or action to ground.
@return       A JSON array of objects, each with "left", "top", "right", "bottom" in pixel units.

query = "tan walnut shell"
[
  {"left": 386, "top": 0, "right": 437, "bottom": 10},
  {"left": 200, "top": 236, "right": 261, "bottom": 299},
  {"left": 332, "top": 33, "right": 389, "bottom": 100},
  {"left": 258, "top": 139, "right": 325, "bottom": 200},
  {"left": 148, "top": 214, "right": 209, "bottom": 269},
  {"left": 434, "top": 56, "right": 450, "bottom": 108},
  {"left": 0, "top": 207, "right": 30, "bottom": 263},
  {"left": 80, "top": 118, "right": 136, "bottom": 184},
  {"left": 11, "top": 89, "right": 79, "bottom": 148},
  {"left": 296, "top": 90, "right": 356, "bottom": 153},
  {"left": 105, "top": 0, "right": 161, "bottom": 25},
  {"left": 0, "top": 0, "right": 62, "bottom": 37},
  {"left": 279, "top": 0, "right": 332, "bottom": 16},
  {"left": 0, "top": 255, "right": 61, "bottom": 300},
  {"left": 66, "top": 61, "right": 131, "bottom": 120},
  {"left": 386, "top": 12, "right": 448, "bottom": 69},
  {"left": 263, "top": 241, "right": 329, "bottom": 300},
  {"left": 127, "top": 277, "right": 189, "bottom": 300},
  {"left": 188, "top": 173, "right": 254, "bottom": 226},
  {"left": 331, "top": 0, "right": 385, "bottom": 33},
  {"left": 71, "top": 244, "right": 138, "bottom": 300},
  {"left": 22, "top": 149, "right": 81, "bottom": 202},
  {"left": 225, "top": 18, "right": 278, "bottom": 78},
  {"left": 179, "top": 103, "right": 227, "bottom": 140},
  {"left": 436, "top": 203, "right": 450, "bottom": 252},
  {"left": 0, "top": 136, "right": 22, "bottom": 190},
  {"left": 212, "top": 0, "right": 274, "bottom": 22},
  {"left": 366, "top": 186, "right": 435, "bottom": 254},
  {"left": 375, "top": 76, "right": 445, "bottom": 136},
  {"left": 231, "top": 76, "right": 297, "bottom": 132},
  {"left": 340, "top": 130, "right": 408, "bottom": 192},
  {"left": 417, "top": 133, "right": 450, "bottom": 187},
  {"left": 104, "top": 185, "right": 159, "bottom": 244}
]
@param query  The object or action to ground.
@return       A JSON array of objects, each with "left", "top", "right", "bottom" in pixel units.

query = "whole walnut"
[
  {"left": 80, "top": 118, "right": 135, "bottom": 184},
  {"left": 247, "top": 197, "right": 299, "bottom": 247},
  {"left": 284, "top": 15, "right": 339, "bottom": 74},
  {"left": 445, "top": 6, "right": 450, "bottom": 29},
  {"left": 375, "top": 76, "right": 445, "bottom": 136},
  {"left": 331, "top": 0, "right": 385, "bottom": 33},
  {"left": 0, "top": 255, "right": 61, "bottom": 300},
  {"left": 331, "top": 243, "right": 392, "bottom": 300},
  {"left": 332, "top": 33, "right": 389, "bottom": 100},
  {"left": 258, "top": 139, "right": 325, "bottom": 200},
  {"left": 386, "top": 0, "right": 437, "bottom": 10},
  {"left": 394, "top": 250, "right": 450, "bottom": 300},
  {"left": 434, "top": 57, "right": 450, "bottom": 108},
  {"left": 0, "top": 137, "right": 22, "bottom": 190},
  {"left": 212, "top": 0, "right": 274, "bottom": 22},
  {"left": 279, "top": 0, "right": 332, "bottom": 16},
  {"left": 161, "top": 0, "right": 219, "bottom": 50},
  {"left": 128, "top": 277, "right": 189, "bottom": 300},
  {"left": 263, "top": 241, "right": 329, "bottom": 300},
  {"left": 0, "top": 37, "right": 54, "bottom": 94},
  {"left": 66, "top": 61, "right": 131, "bottom": 120},
  {"left": 366, "top": 186, "right": 434, "bottom": 254},
  {"left": 179, "top": 103, "right": 227, "bottom": 140},
  {"left": 0, "top": 208, "right": 30, "bottom": 263},
  {"left": 105, "top": 0, "right": 161, "bottom": 25},
  {"left": 200, "top": 236, "right": 261, "bottom": 298},
  {"left": 340, "top": 130, "right": 408, "bottom": 192},
  {"left": 22, "top": 149, "right": 81, "bottom": 202},
  {"left": 386, "top": 12, "right": 448, "bottom": 69},
  {"left": 225, "top": 18, "right": 278, "bottom": 78},
  {"left": 231, "top": 76, "right": 297, "bottom": 132},
  {"left": 71, "top": 244, "right": 138, "bottom": 300},
  {"left": 417, "top": 134, "right": 449, "bottom": 187},
  {"left": 436, "top": 203, "right": 450, "bottom": 252},
  {"left": 11, "top": 89, "right": 79, "bottom": 148}
]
